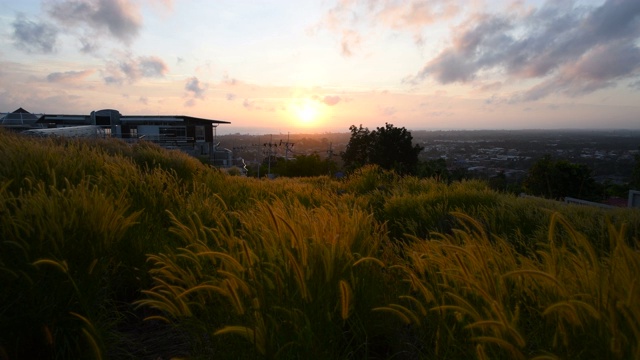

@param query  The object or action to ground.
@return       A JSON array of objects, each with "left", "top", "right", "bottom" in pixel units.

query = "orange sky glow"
[{"left": 1, "top": 0, "right": 639, "bottom": 134}]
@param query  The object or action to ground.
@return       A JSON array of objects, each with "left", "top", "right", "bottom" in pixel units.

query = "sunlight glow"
[{"left": 292, "top": 99, "right": 321, "bottom": 127}]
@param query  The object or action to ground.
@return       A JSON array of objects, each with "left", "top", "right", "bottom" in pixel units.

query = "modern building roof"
[
  {"left": 36, "top": 109, "right": 231, "bottom": 126},
  {"left": 0, "top": 108, "right": 41, "bottom": 129},
  {"left": 121, "top": 115, "right": 230, "bottom": 124}
]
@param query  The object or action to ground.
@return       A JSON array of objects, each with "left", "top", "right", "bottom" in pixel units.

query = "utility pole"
[
  {"left": 326, "top": 142, "right": 337, "bottom": 175},
  {"left": 280, "top": 132, "right": 295, "bottom": 161},
  {"left": 326, "top": 142, "right": 334, "bottom": 159},
  {"left": 251, "top": 136, "right": 263, "bottom": 178},
  {"left": 263, "top": 134, "right": 280, "bottom": 177}
]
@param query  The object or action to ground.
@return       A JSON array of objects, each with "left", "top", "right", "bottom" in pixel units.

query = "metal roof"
[{"left": 121, "top": 115, "right": 230, "bottom": 124}]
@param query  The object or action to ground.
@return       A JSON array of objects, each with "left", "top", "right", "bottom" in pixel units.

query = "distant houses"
[{"left": 1, "top": 108, "right": 233, "bottom": 166}]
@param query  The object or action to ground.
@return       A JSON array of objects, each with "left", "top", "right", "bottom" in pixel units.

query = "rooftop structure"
[
  {"left": 3, "top": 108, "right": 232, "bottom": 166},
  {"left": 0, "top": 108, "right": 43, "bottom": 131}
]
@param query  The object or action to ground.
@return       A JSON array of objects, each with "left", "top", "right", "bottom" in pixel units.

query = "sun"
[
  {"left": 298, "top": 105, "right": 317, "bottom": 123},
  {"left": 292, "top": 100, "right": 321, "bottom": 126}
]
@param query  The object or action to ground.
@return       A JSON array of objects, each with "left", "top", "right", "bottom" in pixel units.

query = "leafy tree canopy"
[
  {"left": 523, "top": 155, "right": 602, "bottom": 201},
  {"left": 341, "top": 123, "right": 423, "bottom": 175}
]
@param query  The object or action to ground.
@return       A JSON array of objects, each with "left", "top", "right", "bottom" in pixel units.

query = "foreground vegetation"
[{"left": 0, "top": 130, "right": 639, "bottom": 359}]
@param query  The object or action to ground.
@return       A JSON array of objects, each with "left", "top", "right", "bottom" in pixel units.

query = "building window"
[
  {"left": 195, "top": 126, "right": 205, "bottom": 142},
  {"left": 159, "top": 127, "right": 186, "bottom": 138}
]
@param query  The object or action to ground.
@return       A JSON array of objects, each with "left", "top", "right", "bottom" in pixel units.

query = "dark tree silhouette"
[
  {"left": 416, "top": 158, "right": 450, "bottom": 181},
  {"left": 341, "top": 123, "right": 423, "bottom": 175},
  {"left": 631, "top": 150, "right": 640, "bottom": 190},
  {"left": 271, "top": 153, "right": 337, "bottom": 177},
  {"left": 341, "top": 125, "right": 373, "bottom": 173},
  {"left": 523, "top": 155, "right": 601, "bottom": 200}
]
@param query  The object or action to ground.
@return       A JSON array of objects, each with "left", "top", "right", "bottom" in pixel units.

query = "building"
[
  {"left": 0, "top": 108, "right": 43, "bottom": 131},
  {"left": 10, "top": 108, "right": 231, "bottom": 166}
]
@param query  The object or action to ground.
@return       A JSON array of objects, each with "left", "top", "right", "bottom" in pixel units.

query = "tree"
[
  {"left": 416, "top": 158, "right": 450, "bottom": 181},
  {"left": 271, "top": 153, "right": 337, "bottom": 177},
  {"left": 341, "top": 125, "right": 373, "bottom": 173},
  {"left": 523, "top": 155, "right": 601, "bottom": 200},
  {"left": 488, "top": 170, "right": 507, "bottom": 192},
  {"left": 631, "top": 150, "right": 640, "bottom": 190},
  {"left": 341, "top": 123, "right": 423, "bottom": 175}
]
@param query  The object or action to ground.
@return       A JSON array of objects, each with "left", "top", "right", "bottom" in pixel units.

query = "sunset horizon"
[{"left": 2, "top": 0, "right": 639, "bottom": 133}]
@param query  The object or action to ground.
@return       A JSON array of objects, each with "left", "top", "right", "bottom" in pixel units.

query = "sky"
[{"left": 1, "top": 0, "right": 639, "bottom": 134}]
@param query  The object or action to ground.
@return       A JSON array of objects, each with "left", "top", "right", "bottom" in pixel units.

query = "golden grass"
[
  {"left": 384, "top": 212, "right": 640, "bottom": 359},
  {"left": 2, "top": 130, "right": 639, "bottom": 359}
]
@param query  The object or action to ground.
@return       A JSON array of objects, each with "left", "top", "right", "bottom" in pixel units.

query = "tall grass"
[
  {"left": 0, "top": 177, "right": 139, "bottom": 359},
  {"left": 1, "top": 129, "right": 639, "bottom": 359},
  {"left": 135, "top": 198, "right": 395, "bottom": 358},
  {"left": 383, "top": 212, "right": 640, "bottom": 359}
]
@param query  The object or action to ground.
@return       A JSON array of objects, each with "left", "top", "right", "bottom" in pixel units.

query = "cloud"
[
  {"left": 46, "top": 0, "right": 142, "bottom": 44},
  {"left": 46, "top": 69, "right": 95, "bottom": 83},
  {"left": 242, "top": 99, "right": 263, "bottom": 111},
  {"left": 318, "top": 0, "right": 464, "bottom": 55},
  {"left": 375, "top": 1, "right": 460, "bottom": 30},
  {"left": 322, "top": 95, "right": 342, "bottom": 106},
  {"left": 520, "top": 41, "right": 640, "bottom": 101},
  {"left": 79, "top": 37, "right": 99, "bottom": 53},
  {"left": 312, "top": 94, "right": 342, "bottom": 106},
  {"left": 103, "top": 55, "right": 168, "bottom": 84},
  {"left": 341, "top": 30, "right": 362, "bottom": 57},
  {"left": 223, "top": 73, "right": 238, "bottom": 85},
  {"left": 11, "top": 14, "right": 58, "bottom": 53},
  {"left": 411, "top": 0, "right": 640, "bottom": 100},
  {"left": 185, "top": 77, "right": 206, "bottom": 99},
  {"left": 138, "top": 56, "right": 168, "bottom": 77}
]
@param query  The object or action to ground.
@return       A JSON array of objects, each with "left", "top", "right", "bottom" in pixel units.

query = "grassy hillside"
[{"left": 0, "top": 129, "right": 639, "bottom": 359}]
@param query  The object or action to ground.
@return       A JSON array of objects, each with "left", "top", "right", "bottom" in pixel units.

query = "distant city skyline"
[{"left": 1, "top": 0, "right": 639, "bottom": 134}]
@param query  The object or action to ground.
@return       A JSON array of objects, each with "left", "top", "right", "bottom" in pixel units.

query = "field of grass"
[{"left": 1, "top": 129, "right": 639, "bottom": 359}]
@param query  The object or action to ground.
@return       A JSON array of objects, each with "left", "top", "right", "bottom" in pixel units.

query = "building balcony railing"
[{"left": 120, "top": 134, "right": 197, "bottom": 145}]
